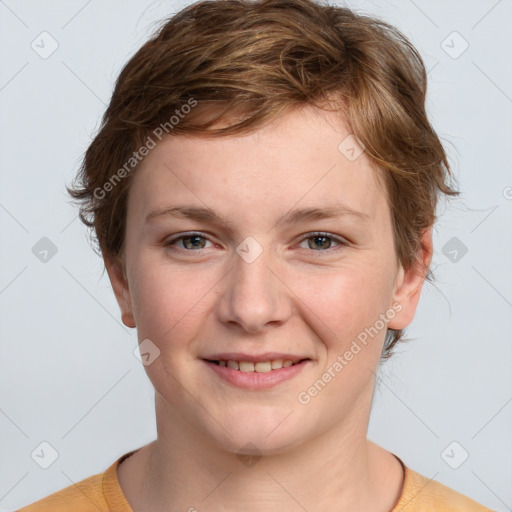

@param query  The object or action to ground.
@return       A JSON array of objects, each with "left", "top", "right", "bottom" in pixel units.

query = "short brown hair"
[{"left": 67, "top": 0, "right": 458, "bottom": 358}]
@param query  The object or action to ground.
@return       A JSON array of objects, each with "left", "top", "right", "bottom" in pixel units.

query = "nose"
[{"left": 215, "top": 242, "right": 292, "bottom": 334}]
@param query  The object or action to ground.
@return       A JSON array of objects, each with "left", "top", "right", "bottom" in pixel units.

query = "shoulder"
[
  {"left": 16, "top": 450, "right": 137, "bottom": 512},
  {"left": 393, "top": 465, "right": 494, "bottom": 511},
  {"left": 16, "top": 472, "right": 106, "bottom": 512}
]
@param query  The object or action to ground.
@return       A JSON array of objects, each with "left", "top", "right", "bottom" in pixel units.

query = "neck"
[{"left": 122, "top": 394, "right": 404, "bottom": 512}]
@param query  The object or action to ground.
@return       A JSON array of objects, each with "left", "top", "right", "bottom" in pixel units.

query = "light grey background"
[{"left": 1, "top": 0, "right": 511, "bottom": 510}]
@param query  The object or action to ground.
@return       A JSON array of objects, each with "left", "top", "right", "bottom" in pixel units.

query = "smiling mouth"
[{"left": 204, "top": 358, "right": 309, "bottom": 373}]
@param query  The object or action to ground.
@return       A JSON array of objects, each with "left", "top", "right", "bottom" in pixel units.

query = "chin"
[{"left": 204, "top": 410, "right": 309, "bottom": 457}]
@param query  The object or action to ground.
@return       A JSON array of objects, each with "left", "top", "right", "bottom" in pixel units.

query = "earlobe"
[
  {"left": 121, "top": 311, "right": 136, "bottom": 328},
  {"left": 387, "top": 228, "right": 433, "bottom": 331},
  {"left": 105, "top": 255, "right": 136, "bottom": 328}
]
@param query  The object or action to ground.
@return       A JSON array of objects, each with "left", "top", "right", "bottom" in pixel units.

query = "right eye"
[{"left": 165, "top": 232, "right": 215, "bottom": 252}]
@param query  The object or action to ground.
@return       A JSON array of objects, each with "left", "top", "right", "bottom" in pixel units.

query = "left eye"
[{"left": 298, "top": 232, "right": 344, "bottom": 251}]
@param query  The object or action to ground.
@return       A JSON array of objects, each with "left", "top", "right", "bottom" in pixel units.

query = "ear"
[
  {"left": 387, "top": 228, "right": 433, "bottom": 330},
  {"left": 105, "top": 254, "right": 136, "bottom": 328}
]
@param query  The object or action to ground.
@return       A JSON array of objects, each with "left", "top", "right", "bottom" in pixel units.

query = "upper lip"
[{"left": 202, "top": 352, "right": 310, "bottom": 363}]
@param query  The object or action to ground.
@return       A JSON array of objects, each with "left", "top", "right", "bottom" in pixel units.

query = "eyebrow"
[{"left": 145, "top": 204, "right": 370, "bottom": 227}]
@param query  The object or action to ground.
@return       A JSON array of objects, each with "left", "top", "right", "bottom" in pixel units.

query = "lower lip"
[{"left": 202, "top": 359, "right": 310, "bottom": 389}]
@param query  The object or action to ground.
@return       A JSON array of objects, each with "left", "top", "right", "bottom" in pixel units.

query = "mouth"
[
  {"left": 201, "top": 357, "right": 311, "bottom": 389},
  {"left": 203, "top": 358, "right": 308, "bottom": 373}
]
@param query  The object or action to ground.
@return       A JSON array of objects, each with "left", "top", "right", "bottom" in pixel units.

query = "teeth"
[
  {"left": 239, "top": 361, "right": 255, "bottom": 372},
  {"left": 215, "top": 359, "right": 301, "bottom": 372},
  {"left": 227, "top": 360, "right": 238, "bottom": 370}
]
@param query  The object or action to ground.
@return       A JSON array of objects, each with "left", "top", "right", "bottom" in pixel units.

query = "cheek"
[
  {"left": 128, "top": 259, "right": 214, "bottom": 344},
  {"left": 293, "top": 264, "right": 394, "bottom": 350}
]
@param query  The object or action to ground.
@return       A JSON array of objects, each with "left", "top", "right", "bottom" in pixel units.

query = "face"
[{"left": 107, "top": 105, "right": 431, "bottom": 456}]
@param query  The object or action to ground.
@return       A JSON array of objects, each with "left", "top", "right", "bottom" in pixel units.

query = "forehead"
[{"left": 127, "top": 105, "right": 388, "bottom": 229}]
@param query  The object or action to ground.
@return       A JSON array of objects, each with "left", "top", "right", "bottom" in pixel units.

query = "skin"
[{"left": 106, "top": 104, "right": 432, "bottom": 511}]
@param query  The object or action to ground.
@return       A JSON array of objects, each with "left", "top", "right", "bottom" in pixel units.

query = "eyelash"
[{"left": 165, "top": 231, "right": 348, "bottom": 255}]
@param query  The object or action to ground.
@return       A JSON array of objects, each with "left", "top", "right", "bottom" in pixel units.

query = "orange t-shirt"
[{"left": 17, "top": 450, "right": 494, "bottom": 511}]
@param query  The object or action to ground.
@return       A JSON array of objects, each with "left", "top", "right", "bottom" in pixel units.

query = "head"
[{"left": 68, "top": 0, "right": 458, "bottom": 454}]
